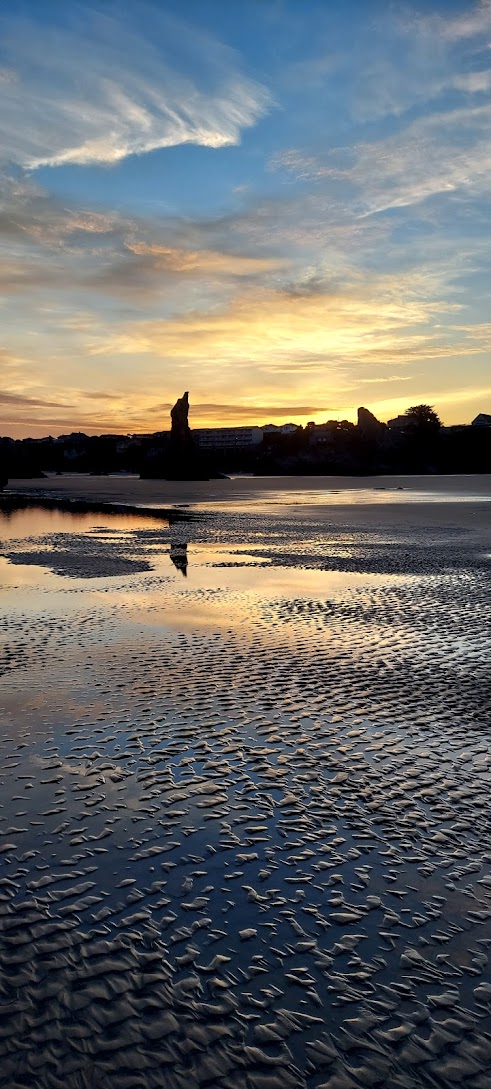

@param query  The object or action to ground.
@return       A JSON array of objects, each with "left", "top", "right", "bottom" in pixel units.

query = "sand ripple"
[{"left": 0, "top": 501, "right": 490, "bottom": 1087}]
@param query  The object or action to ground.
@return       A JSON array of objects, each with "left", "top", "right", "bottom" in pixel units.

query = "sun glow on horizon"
[{"left": 0, "top": 0, "right": 490, "bottom": 438}]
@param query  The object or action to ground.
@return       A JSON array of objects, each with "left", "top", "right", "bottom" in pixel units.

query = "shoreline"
[
  {"left": 0, "top": 491, "right": 200, "bottom": 522},
  {"left": 3, "top": 473, "right": 490, "bottom": 534}
]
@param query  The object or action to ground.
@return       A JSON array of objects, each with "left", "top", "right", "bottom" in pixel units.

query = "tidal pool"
[{"left": 0, "top": 498, "right": 490, "bottom": 1089}]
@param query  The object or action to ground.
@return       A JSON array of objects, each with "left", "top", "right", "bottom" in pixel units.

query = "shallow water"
[{"left": 0, "top": 498, "right": 490, "bottom": 1089}]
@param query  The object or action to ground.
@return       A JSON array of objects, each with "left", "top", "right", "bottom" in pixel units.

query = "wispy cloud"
[
  {"left": 274, "top": 101, "right": 491, "bottom": 215},
  {"left": 168, "top": 402, "right": 332, "bottom": 421},
  {"left": 271, "top": 0, "right": 491, "bottom": 213},
  {"left": 0, "top": 6, "right": 270, "bottom": 168},
  {"left": 0, "top": 348, "right": 28, "bottom": 369},
  {"left": 409, "top": 0, "right": 491, "bottom": 45},
  {"left": 345, "top": 0, "right": 491, "bottom": 122},
  {"left": 0, "top": 390, "right": 72, "bottom": 408}
]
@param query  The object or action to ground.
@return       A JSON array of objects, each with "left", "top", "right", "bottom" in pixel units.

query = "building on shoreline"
[
  {"left": 194, "top": 423, "right": 299, "bottom": 450},
  {"left": 194, "top": 426, "right": 263, "bottom": 450}
]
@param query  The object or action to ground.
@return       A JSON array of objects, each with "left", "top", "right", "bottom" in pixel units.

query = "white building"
[
  {"left": 194, "top": 426, "right": 264, "bottom": 450},
  {"left": 261, "top": 423, "right": 299, "bottom": 435}
]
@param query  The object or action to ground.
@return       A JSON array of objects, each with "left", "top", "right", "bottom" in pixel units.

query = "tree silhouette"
[{"left": 404, "top": 405, "right": 441, "bottom": 432}]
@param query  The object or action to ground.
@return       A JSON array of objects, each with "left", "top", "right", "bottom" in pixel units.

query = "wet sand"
[
  {"left": 0, "top": 478, "right": 490, "bottom": 1088},
  {"left": 7, "top": 470, "right": 491, "bottom": 513}
]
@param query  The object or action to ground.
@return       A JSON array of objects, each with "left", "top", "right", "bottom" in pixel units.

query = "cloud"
[
  {"left": 452, "top": 70, "right": 491, "bottom": 93},
  {"left": 85, "top": 277, "right": 464, "bottom": 377},
  {"left": 89, "top": 243, "right": 289, "bottom": 297},
  {"left": 412, "top": 0, "right": 491, "bottom": 44},
  {"left": 125, "top": 243, "right": 286, "bottom": 277},
  {"left": 0, "top": 172, "right": 295, "bottom": 304},
  {"left": 0, "top": 168, "right": 405, "bottom": 315},
  {"left": 151, "top": 402, "right": 333, "bottom": 421},
  {"left": 0, "top": 172, "right": 127, "bottom": 257},
  {"left": 0, "top": 396, "right": 330, "bottom": 436},
  {"left": 0, "top": 5, "right": 270, "bottom": 169},
  {"left": 0, "top": 256, "right": 64, "bottom": 293},
  {"left": 0, "top": 391, "right": 72, "bottom": 408},
  {"left": 0, "top": 348, "right": 28, "bottom": 368},
  {"left": 80, "top": 390, "right": 124, "bottom": 402},
  {"left": 0, "top": 349, "right": 34, "bottom": 390},
  {"left": 274, "top": 101, "right": 491, "bottom": 216},
  {"left": 344, "top": 0, "right": 491, "bottom": 122}
]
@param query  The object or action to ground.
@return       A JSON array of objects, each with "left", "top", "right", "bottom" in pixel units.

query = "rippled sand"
[{"left": 0, "top": 487, "right": 490, "bottom": 1088}]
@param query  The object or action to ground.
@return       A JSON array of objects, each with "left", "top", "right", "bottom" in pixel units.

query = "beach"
[{"left": 0, "top": 474, "right": 490, "bottom": 1088}]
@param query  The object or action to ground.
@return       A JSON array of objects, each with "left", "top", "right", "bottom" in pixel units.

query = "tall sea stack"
[
  {"left": 166, "top": 391, "right": 207, "bottom": 480},
  {"left": 169, "top": 391, "right": 192, "bottom": 451},
  {"left": 140, "top": 391, "right": 210, "bottom": 480}
]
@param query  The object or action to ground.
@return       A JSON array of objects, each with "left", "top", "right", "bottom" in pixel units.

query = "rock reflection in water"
[{"left": 169, "top": 524, "right": 189, "bottom": 577}]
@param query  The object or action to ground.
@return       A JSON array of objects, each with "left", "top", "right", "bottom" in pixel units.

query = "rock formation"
[
  {"left": 170, "top": 391, "right": 192, "bottom": 446},
  {"left": 357, "top": 406, "right": 384, "bottom": 438},
  {"left": 165, "top": 391, "right": 209, "bottom": 480},
  {"left": 141, "top": 392, "right": 213, "bottom": 480}
]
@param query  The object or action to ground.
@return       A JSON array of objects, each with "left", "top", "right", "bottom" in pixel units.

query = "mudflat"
[{"left": 0, "top": 475, "right": 490, "bottom": 1089}]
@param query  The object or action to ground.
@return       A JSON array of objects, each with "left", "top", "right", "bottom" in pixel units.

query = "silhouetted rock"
[
  {"left": 141, "top": 392, "right": 215, "bottom": 479},
  {"left": 170, "top": 391, "right": 192, "bottom": 445},
  {"left": 165, "top": 391, "right": 210, "bottom": 480},
  {"left": 357, "top": 406, "right": 384, "bottom": 437}
]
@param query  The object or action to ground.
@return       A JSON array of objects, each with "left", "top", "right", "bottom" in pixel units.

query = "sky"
[{"left": 1, "top": 0, "right": 491, "bottom": 438}]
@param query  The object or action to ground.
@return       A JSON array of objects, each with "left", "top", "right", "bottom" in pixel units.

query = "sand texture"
[{"left": 0, "top": 478, "right": 490, "bottom": 1088}]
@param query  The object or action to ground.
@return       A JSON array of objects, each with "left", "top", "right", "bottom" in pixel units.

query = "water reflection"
[
  {"left": 0, "top": 502, "right": 164, "bottom": 541},
  {"left": 0, "top": 504, "right": 195, "bottom": 580},
  {"left": 169, "top": 525, "right": 188, "bottom": 577},
  {"left": 0, "top": 496, "right": 490, "bottom": 1089}
]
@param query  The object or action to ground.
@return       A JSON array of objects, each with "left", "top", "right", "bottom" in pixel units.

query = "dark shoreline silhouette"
[{"left": 1, "top": 402, "right": 490, "bottom": 483}]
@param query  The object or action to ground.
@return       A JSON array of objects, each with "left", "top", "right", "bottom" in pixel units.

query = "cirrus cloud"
[{"left": 0, "top": 5, "right": 271, "bottom": 169}]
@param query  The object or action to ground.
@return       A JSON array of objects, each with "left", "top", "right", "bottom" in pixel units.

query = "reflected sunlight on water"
[{"left": 0, "top": 496, "right": 490, "bottom": 1089}]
